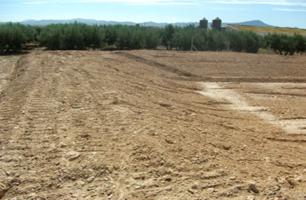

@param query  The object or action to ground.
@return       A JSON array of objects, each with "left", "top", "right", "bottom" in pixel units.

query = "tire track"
[
  {"left": 116, "top": 52, "right": 198, "bottom": 78},
  {"left": 0, "top": 53, "right": 64, "bottom": 199}
]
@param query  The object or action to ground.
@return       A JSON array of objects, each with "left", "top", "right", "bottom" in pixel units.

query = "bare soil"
[{"left": 0, "top": 50, "right": 306, "bottom": 199}]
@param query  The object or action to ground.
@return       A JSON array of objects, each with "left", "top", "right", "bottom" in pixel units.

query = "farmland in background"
[{"left": 233, "top": 25, "right": 306, "bottom": 36}]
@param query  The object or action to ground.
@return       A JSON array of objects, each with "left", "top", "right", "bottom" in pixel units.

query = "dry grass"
[{"left": 233, "top": 25, "right": 306, "bottom": 36}]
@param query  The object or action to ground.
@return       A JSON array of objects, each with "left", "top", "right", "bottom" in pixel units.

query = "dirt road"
[{"left": 0, "top": 50, "right": 306, "bottom": 199}]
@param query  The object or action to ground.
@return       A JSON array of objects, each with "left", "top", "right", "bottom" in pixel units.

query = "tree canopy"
[{"left": 0, "top": 22, "right": 305, "bottom": 55}]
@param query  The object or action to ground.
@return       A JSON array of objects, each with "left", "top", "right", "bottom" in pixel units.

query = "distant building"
[
  {"left": 199, "top": 18, "right": 208, "bottom": 29},
  {"left": 212, "top": 17, "right": 222, "bottom": 30}
]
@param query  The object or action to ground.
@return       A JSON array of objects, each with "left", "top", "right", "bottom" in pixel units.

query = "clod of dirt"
[
  {"left": 191, "top": 182, "right": 200, "bottom": 190},
  {"left": 286, "top": 178, "right": 296, "bottom": 188},
  {"left": 0, "top": 183, "right": 8, "bottom": 199},
  {"left": 158, "top": 102, "right": 172, "bottom": 108},
  {"left": 246, "top": 196, "right": 256, "bottom": 200},
  {"left": 58, "top": 142, "right": 67, "bottom": 148},
  {"left": 188, "top": 189, "right": 195, "bottom": 194},
  {"left": 223, "top": 144, "right": 232, "bottom": 151},
  {"left": 248, "top": 183, "right": 259, "bottom": 194},
  {"left": 165, "top": 138, "right": 175, "bottom": 144},
  {"left": 164, "top": 176, "right": 172, "bottom": 182},
  {"left": 80, "top": 133, "right": 91, "bottom": 139},
  {"left": 294, "top": 175, "right": 304, "bottom": 183},
  {"left": 86, "top": 176, "right": 95, "bottom": 183},
  {"left": 65, "top": 151, "right": 81, "bottom": 161}
]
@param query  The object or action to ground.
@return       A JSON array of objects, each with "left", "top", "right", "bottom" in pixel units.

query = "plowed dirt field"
[{"left": 0, "top": 50, "right": 306, "bottom": 199}]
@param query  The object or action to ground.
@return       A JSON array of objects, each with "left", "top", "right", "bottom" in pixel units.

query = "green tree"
[
  {"left": 162, "top": 25, "right": 175, "bottom": 50},
  {"left": 0, "top": 23, "right": 33, "bottom": 54},
  {"left": 293, "top": 34, "right": 306, "bottom": 54},
  {"left": 265, "top": 34, "right": 282, "bottom": 54}
]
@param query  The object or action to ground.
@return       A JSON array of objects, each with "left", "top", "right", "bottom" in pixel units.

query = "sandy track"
[
  {"left": 198, "top": 82, "right": 306, "bottom": 135},
  {"left": 0, "top": 50, "right": 306, "bottom": 199}
]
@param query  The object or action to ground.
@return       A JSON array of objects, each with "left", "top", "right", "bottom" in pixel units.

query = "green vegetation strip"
[{"left": 0, "top": 23, "right": 305, "bottom": 55}]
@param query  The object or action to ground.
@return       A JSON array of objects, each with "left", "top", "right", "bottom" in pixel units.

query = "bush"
[
  {"left": 293, "top": 34, "right": 306, "bottom": 54},
  {"left": 265, "top": 33, "right": 306, "bottom": 55},
  {"left": 38, "top": 24, "right": 160, "bottom": 50},
  {"left": 172, "top": 27, "right": 262, "bottom": 53},
  {"left": 39, "top": 23, "right": 106, "bottom": 50},
  {"left": 0, "top": 23, "right": 36, "bottom": 54}
]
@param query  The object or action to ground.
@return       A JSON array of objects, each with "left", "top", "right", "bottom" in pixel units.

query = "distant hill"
[
  {"left": 22, "top": 19, "right": 135, "bottom": 26},
  {"left": 20, "top": 18, "right": 271, "bottom": 28},
  {"left": 20, "top": 19, "right": 196, "bottom": 27},
  {"left": 236, "top": 20, "right": 271, "bottom": 27}
]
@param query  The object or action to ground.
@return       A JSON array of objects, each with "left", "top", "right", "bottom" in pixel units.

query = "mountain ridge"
[
  {"left": 19, "top": 18, "right": 273, "bottom": 28},
  {"left": 235, "top": 20, "right": 271, "bottom": 27}
]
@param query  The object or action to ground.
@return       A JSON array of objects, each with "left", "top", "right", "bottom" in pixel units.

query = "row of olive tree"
[
  {"left": 0, "top": 23, "right": 37, "bottom": 54},
  {"left": 166, "top": 26, "right": 263, "bottom": 53},
  {"left": 1, "top": 23, "right": 305, "bottom": 55},
  {"left": 34, "top": 23, "right": 265, "bottom": 53},
  {"left": 38, "top": 24, "right": 160, "bottom": 50},
  {"left": 265, "top": 33, "right": 306, "bottom": 55}
]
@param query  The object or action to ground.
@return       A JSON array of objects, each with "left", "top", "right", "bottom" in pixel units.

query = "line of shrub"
[
  {"left": 38, "top": 24, "right": 160, "bottom": 50},
  {"left": 37, "top": 23, "right": 265, "bottom": 53},
  {"left": 264, "top": 33, "right": 306, "bottom": 55},
  {"left": 0, "top": 23, "right": 305, "bottom": 55},
  {"left": 171, "top": 26, "right": 263, "bottom": 53},
  {"left": 0, "top": 23, "right": 37, "bottom": 54}
]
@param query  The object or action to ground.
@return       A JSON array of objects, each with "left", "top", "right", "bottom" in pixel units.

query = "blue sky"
[{"left": 1, "top": 0, "right": 306, "bottom": 28}]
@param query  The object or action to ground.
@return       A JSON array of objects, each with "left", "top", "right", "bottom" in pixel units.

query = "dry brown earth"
[{"left": 0, "top": 50, "right": 306, "bottom": 199}]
